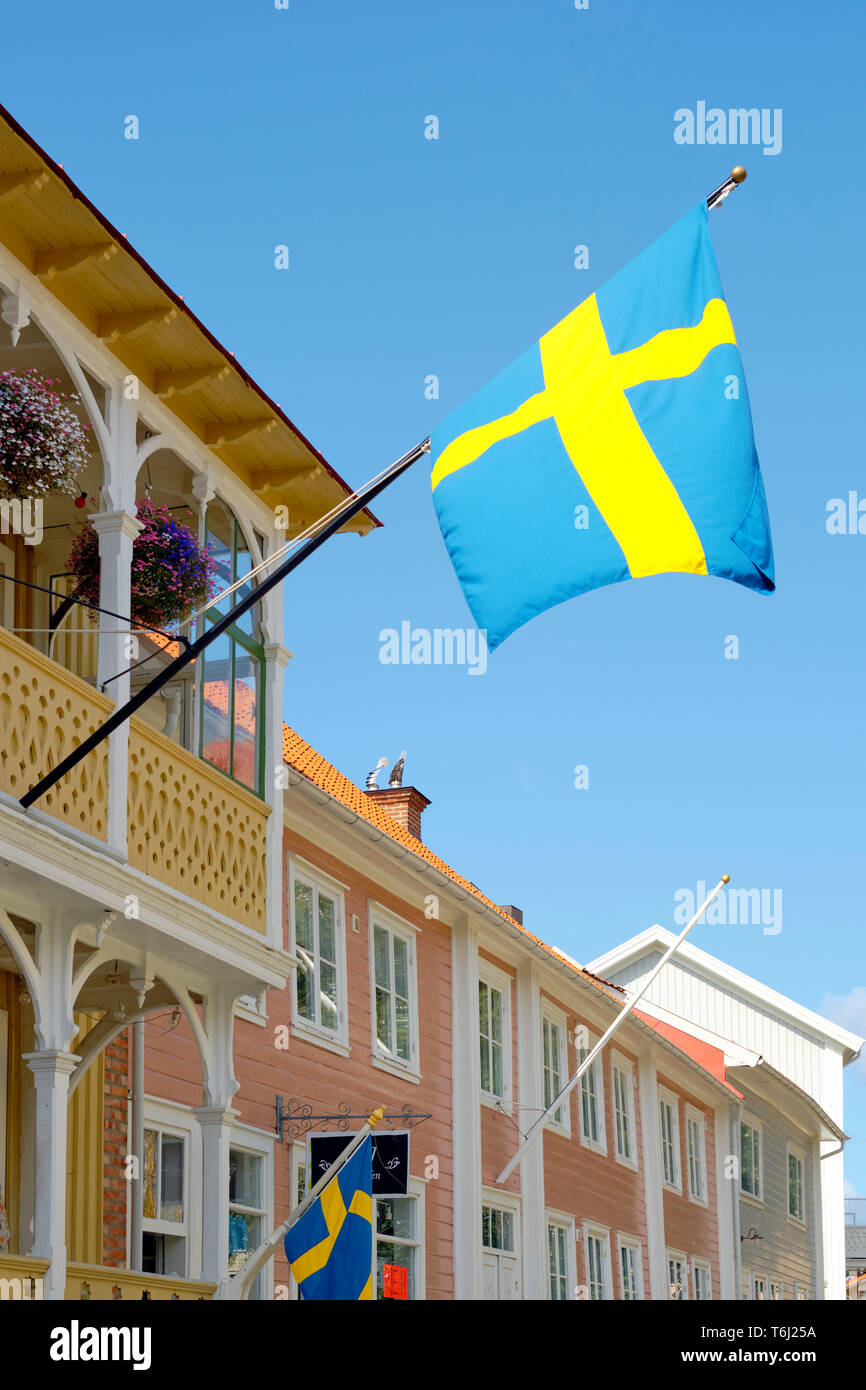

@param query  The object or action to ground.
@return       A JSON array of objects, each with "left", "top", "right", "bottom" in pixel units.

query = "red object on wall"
[{"left": 383, "top": 1264, "right": 408, "bottom": 1300}]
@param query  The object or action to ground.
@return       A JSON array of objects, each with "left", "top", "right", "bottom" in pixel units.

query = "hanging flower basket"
[
  {"left": 0, "top": 368, "right": 91, "bottom": 499},
  {"left": 68, "top": 497, "right": 216, "bottom": 632}
]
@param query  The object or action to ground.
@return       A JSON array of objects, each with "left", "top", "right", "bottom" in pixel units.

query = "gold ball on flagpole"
[
  {"left": 730, "top": 167, "right": 747, "bottom": 184},
  {"left": 721, "top": 873, "right": 731, "bottom": 884}
]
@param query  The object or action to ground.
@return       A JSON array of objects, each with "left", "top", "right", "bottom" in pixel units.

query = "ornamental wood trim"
[
  {"left": 0, "top": 626, "right": 109, "bottom": 840},
  {"left": 127, "top": 718, "right": 269, "bottom": 934},
  {"left": 65, "top": 1262, "right": 216, "bottom": 1301}
]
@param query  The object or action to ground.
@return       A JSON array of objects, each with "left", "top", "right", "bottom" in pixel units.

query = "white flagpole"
[
  {"left": 495, "top": 875, "right": 730, "bottom": 1186},
  {"left": 225, "top": 1105, "right": 384, "bottom": 1301}
]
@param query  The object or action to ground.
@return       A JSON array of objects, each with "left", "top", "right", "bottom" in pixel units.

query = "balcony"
[
  {"left": 0, "top": 624, "right": 269, "bottom": 934},
  {"left": 65, "top": 1263, "right": 216, "bottom": 1301}
]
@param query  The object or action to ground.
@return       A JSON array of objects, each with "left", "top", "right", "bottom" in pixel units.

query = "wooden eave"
[{"left": 0, "top": 105, "right": 380, "bottom": 534}]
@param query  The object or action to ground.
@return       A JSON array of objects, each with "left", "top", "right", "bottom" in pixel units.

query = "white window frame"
[
  {"left": 751, "top": 1271, "right": 767, "bottom": 1301},
  {"left": 368, "top": 901, "right": 421, "bottom": 1082},
  {"left": 583, "top": 1222, "right": 613, "bottom": 1301},
  {"left": 288, "top": 857, "right": 349, "bottom": 1053},
  {"left": 481, "top": 1187, "right": 521, "bottom": 1300},
  {"left": 478, "top": 960, "right": 513, "bottom": 1110},
  {"left": 616, "top": 1233, "right": 644, "bottom": 1301},
  {"left": 138, "top": 1097, "right": 202, "bottom": 1281},
  {"left": 786, "top": 1142, "right": 806, "bottom": 1226},
  {"left": 577, "top": 1030, "right": 606, "bottom": 1154},
  {"left": 227, "top": 1123, "right": 274, "bottom": 1301},
  {"left": 658, "top": 1086, "right": 681, "bottom": 1193},
  {"left": 685, "top": 1104, "right": 708, "bottom": 1207},
  {"left": 693, "top": 1258, "right": 712, "bottom": 1301},
  {"left": 374, "top": 1174, "right": 427, "bottom": 1301},
  {"left": 666, "top": 1247, "right": 689, "bottom": 1300},
  {"left": 546, "top": 1209, "right": 576, "bottom": 1301},
  {"left": 769, "top": 1280, "right": 782, "bottom": 1301},
  {"left": 611, "top": 1051, "right": 637, "bottom": 1169},
  {"left": 541, "top": 1001, "right": 571, "bottom": 1136},
  {"left": 740, "top": 1115, "right": 763, "bottom": 1205}
]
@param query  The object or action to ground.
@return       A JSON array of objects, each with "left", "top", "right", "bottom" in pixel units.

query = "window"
[
  {"left": 787, "top": 1146, "right": 805, "bottom": 1223},
  {"left": 752, "top": 1273, "right": 766, "bottom": 1300},
  {"left": 686, "top": 1107, "right": 707, "bottom": 1204},
  {"left": 578, "top": 1034, "right": 605, "bottom": 1151},
  {"left": 141, "top": 1125, "right": 187, "bottom": 1277},
  {"left": 547, "top": 1216, "right": 574, "bottom": 1301},
  {"left": 481, "top": 1197, "right": 521, "bottom": 1300},
  {"left": 200, "top": 501, "right": 265, "bottom": 794},
  {"left": 612, "top": 1054, "right": 636, "bottom": 1166},
  {"left": 478, "top": 966, "right": 510, "bottom": 1104},
  {"left": 659, "top": 1089, "right": 681, "bottom": 1190},
  {"left": 228, "top": 1148, "right": 265, "bottom": 1299},
  {"left": 769, "top": 1280, "right": 782, "bottom": 1301},
  {"left": 542, "top": 1006, "right": 569, "bottom": 1131},
  {"left": 370, "top": 910, "right": 418, "bottom": 1074},
  {"left": 584, "top": 1225, "right": 612, "bottom": 1300},
  {"left": 376, "top": 1183, "right": 424, "bottom": 1300},
  {"left": 694, "top": 1261, "right": 712, "bottom": 1300},
  {"left": 667, "top": 1250, "right": 688, "bottom": 1300},
  {"left": 291, "top": 867, "right": 346, "bottom": 1044},
  {"left": 740, "top": 1120, "right": 762, "bottom": 1200},
  {"left": 618, "top": 1237, "right": 643, "bottom": 1300}
]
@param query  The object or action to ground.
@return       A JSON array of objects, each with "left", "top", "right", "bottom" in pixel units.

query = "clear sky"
[{"left": 5, "top": 0, "right": 864, "bottom": 1194}]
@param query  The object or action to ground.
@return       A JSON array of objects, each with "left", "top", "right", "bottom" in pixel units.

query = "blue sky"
[{"left": 5, "top": 0, "right": 865, "bottom": 1193}]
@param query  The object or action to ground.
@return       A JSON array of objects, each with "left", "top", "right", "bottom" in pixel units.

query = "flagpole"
[
  {"left": 707, "top": 166, "right": 747, "bottom": 210},
  {"left": 225, "top": 1105, "right": 385, "bottom": 1301},
  {"left": 494, "top": 875, "right": 731, "bottom": 1186},
  {"left": 19, "top": 440, "right": 431, "bottom": 810}
]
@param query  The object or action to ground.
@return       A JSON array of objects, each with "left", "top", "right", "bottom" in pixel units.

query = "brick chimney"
[
  {"left": 499, "top": 904, "right": 523, "bottom": 925},
  {"left": 365, "top": 786, "right": 431, "bottom": 841}
]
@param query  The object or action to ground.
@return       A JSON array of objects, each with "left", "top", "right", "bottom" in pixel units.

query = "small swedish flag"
[{"left": 284, "top": 1136, "right": 374, "bottom": 1300}]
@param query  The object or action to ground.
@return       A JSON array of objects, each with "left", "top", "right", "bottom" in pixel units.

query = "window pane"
[
  {"left": 318, "top": 893, "right": 336, "bottom": 965},
  {"left": 294, "top": 882, "right": 314, "bottom": 951},
  {"left": 395, "top": 993, "right": 410, "bottom": 1061},
  {"left": 393, "top": 936, "right": 409, "bottom": 999},
  {"left": 143, "top": 1128, "right": 157, "bottom": 1220},
  {"left": 160, "top": 1135, "right": 184, "bottom": 1222},
  {"left": 490, "top": 987, "right": 502, "bottom": 1043},
  {"left": 479, "top": 981, "right": 489, "bottom": 1036},
  {"left": 229, "top": 1149, "right": 261, "bottom": 1208},
  {"left": 231, "top": 658, "right": 259, "bottom": 789},
  {"left": 319, "top": 960, "right": 338, "bottom": 1032},
  {"left": 376, "top": 986, "right": 392, "bottom": 1052},
  {"left": 481, "top": 1207, "right": 491, "bottom": 1247},
  {"left": 374, "top": 926, "right": 390, "bottom": 989},
  {"left": 480, "top": 1034, "right": 490, "bottom": 1093},
  {"left": 492, "top": 1040, "right": 503, "bottom": 1097},
  {"left": 228, "top": 1210, "right": 262, "bottom": 1274},
  {"left": 502, "top": 1211, "right": 514, "bottom": 1252}
]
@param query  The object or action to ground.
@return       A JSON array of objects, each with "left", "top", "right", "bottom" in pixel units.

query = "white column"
[
  {"left": 263, "top": 640, "right": 291, "bottom": 949},
  {"left": 90, "top": 507, "right": 143, "bottom": 856},
  {"left": 516, "top": 960, "right": 546, "bottom": 1299},
  {"left": 638, "top": 1053, "right": 667, "bottom": 1300},
  {"left": 24, "top": 1050, "right": 79, "bottom": 1300},
  {"left": 714, "top": 1102, "right": 737, "bottom": 1299},
  {"left": 194, "top": 1104, "right": 238, "bottom": 1290},
  {"left": 451, "top": 915, "right": 482, "bottom": 1299}
]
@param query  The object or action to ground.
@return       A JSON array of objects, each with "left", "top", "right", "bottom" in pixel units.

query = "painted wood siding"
[
  {"left": 738, "top": 1089, "right": 817, "bottom": 1299},
  {"left": 607, "top": 953, "right": 829, "bottom": 1103}
]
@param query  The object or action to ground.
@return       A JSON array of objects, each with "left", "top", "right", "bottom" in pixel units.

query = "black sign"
[{"left": 309, "top": 1132, "right": 409, "bottom": 1195}]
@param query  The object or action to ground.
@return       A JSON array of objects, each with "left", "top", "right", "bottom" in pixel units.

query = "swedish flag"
[
  {"left": 431, "top": 202, "right": 774, "bottom": 650},
  {"left": 284, "top": 1136, "right": 373, "bottom": 1300}
]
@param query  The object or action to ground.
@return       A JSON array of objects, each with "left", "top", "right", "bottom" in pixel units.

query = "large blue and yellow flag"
[
  {"left": 431, "top": 202, "right": 774, "bottom": 650},
  {"left": 284, "top": 1136, "right": 373, "bottom": 1300}
]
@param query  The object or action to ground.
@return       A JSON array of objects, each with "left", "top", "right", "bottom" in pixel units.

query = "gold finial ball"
[
  {"left": 731, "top": 166, "right": 747, "bottom": 184},
  {"left": 721, "top": 873, "right": 731, "bottom": 884}
]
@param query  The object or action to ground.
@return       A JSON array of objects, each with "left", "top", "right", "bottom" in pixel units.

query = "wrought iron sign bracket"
[{"left": 276, "top": 1096, "right": 432, "bottom": 1142}]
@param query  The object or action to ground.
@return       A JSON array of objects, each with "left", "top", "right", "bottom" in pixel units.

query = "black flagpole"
[
  {"left": 20, "top": 167, "right": 748, "bottom": 811},
  {"left": 20, "top": 438, "right": 431, "bottom": 809}
]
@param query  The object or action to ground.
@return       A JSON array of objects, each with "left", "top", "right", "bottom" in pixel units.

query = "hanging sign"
[{"left": 309, "top": 1132, "right": 409, "bottom": 1195}]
